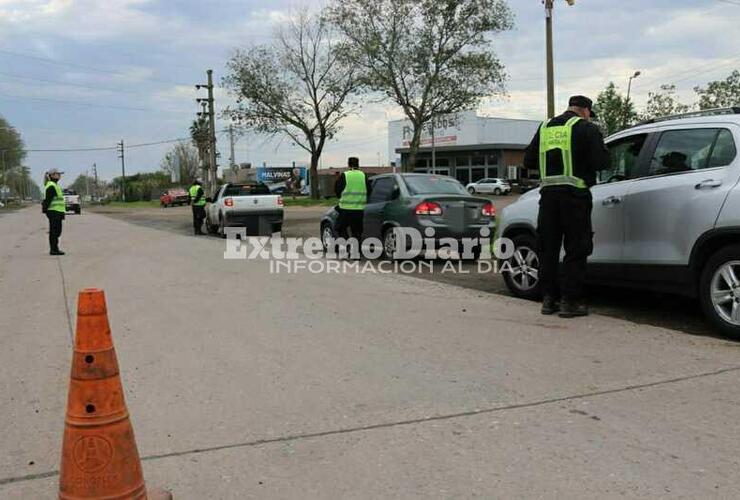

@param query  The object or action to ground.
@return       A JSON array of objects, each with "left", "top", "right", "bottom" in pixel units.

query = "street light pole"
[
  {"left": 544, "top": 0, "right": 576, "bottom": 119},
  {"left": 624, "top": 70, "right": 641, "bottom": 128}
]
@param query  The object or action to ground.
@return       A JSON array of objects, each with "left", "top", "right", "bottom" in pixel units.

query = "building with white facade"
[{"left": 388, "top": 111, "right": 541, "bottom": 185}]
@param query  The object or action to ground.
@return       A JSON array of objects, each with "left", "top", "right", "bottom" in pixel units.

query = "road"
[
  {"left": 1, "top": 206, "right": 740, "bottom": 498},
  {"left": 90, "top": 197, "right": 713, "bottom": 337}
]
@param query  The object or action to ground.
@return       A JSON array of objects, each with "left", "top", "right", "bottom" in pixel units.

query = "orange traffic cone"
[{"left": 59, "top": 288, "right": 171, "bottom": 500}]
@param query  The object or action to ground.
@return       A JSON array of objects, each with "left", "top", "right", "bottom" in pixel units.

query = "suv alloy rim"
[
  {"left": 322, "top": 226, "right": 333, "bottom": 249},
  {"left": 710, "top": 261, "right": 740, "bottom": 325},
  {"left": 509, "top": 246, "right": 539, "bottom": 291}
]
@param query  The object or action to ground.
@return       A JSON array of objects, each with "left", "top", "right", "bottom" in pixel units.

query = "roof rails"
[{"left": 637, "top": 107, "right": 740, "bottom": 126}]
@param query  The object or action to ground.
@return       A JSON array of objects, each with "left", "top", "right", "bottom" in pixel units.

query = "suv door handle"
[
  {"left": 601, "top": 196, "right": 622, "bottom": 206},
  {"left": 695, "top": 179, "right": 722, "bottom": 189}
]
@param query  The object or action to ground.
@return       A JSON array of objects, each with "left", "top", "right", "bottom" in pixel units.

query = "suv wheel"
[
  {"left": 467, "top": 187, "right": 476, "bottom": 194},
  {"left": 502, "top": 233, "right": 541, "bottom": 300},
  {"left": 493, "top": 188, "right": 502, "bottom": 195},
  {"left": 700, "top": 244, "right": 740, "bottom": 339}
]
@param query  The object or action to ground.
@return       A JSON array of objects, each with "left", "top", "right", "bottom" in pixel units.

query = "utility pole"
[
  {"left": 431, "top": 117, "right": 436, "bottom": 175},
  {"left": 544, "top": 0, "right": 576, "bottom": 118},
  {"left": 196, "top": 70, "right": 217, "bottom": 194},
  {"left": 117, "top": 140, "right": 126, "bottom": 202},
  {"left": 229, "top": 124, "right": 236, "bottom": 170},
  {"left": 92, "top": 162, "right": 99, "bottom": 201}
]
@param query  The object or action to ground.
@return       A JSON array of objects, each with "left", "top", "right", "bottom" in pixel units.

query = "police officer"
[
  {"left": 523, "top": 95, "right": 608, "bottom": 318},
  {"left": 189, "top": 179, "right": 206, "bottom": 235},
  {"left": 334, "top": 157, "right": 370, "bottom": 240},
  {"left": 42, "top": 168, "right": 66, "bottom": 255}
]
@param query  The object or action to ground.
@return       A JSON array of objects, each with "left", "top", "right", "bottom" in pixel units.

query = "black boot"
[
  {"left": 541, "top": 295, "right": 560, "bottom": 315},
  {"left": 50, "top": 248, "right": 65, "bottom": 256},
  {"left": 559, "top": 300, "right": 588, "bottom": 318}
]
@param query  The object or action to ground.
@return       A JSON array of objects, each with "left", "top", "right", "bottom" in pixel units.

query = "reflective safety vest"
[
  {"left": 189, "top": 185, "right": 206, "bottom": 206},
  {"left": 538, "top": 116, "right": 587, "bottom": 189},
  {"left": 44, "top": 181, "right": 66, "bottom": 213},
  {"left": 339, "top": 170, "right": 367, "bottom": 210}
]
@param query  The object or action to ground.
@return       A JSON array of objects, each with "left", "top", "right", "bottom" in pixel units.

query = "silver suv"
[{"left": 498, "top": 108, "right": 740, "bottom": 338}]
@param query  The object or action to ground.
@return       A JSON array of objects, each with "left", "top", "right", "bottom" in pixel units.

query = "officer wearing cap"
[
  {"left": 334, "top": 157, "right": 371, "bottom": 242},
  {"left": 41, "top": 168, "right": 66, "bottom": 255},
  {"left": 189, "top": 179, "right": 206, "bottom": 235},
  {"left": 523, "top": 95, "right": 608, "bottom": 317}
]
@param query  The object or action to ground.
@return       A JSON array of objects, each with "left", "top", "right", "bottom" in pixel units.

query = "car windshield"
[
  {"left": 404, "top": 176, "right": 468, "bottom": 195},
  {"left": 223, "top": 183, "right": 271, "bottom": 196},
  {"left": 63, "top": 189, "right": 77, "bottom": 195}
]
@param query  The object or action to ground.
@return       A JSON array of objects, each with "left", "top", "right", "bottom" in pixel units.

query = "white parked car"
[
  {"left": 205, "top": 182, "right": 284, "bottom": 236},
  {"left": 497, "top": 107, "right": 740, "bottom": 338},
  {"left": 466, "top": 178, "right": 511, "bottom": 195}
]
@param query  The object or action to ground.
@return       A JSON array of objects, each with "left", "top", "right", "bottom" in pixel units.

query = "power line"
[
  {"left": 0, "top": 71, "right": 146, "bottom": 96},
  {"left": 0, "top": 92, "right": 193, "bottom": 114},
  {"left": 0, "top": 49, "right": 190, "bottom": 87},
  {"left": 0, "top": 129, "right": 230, "bottom": 153}
]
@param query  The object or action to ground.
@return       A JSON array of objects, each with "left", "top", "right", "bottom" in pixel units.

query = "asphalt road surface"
[
  {"left": 90, "top": 197, "right": 713, "bottom": 337},
  {"left": 2, "top": 206, "right": 740, "bottom": 498}
]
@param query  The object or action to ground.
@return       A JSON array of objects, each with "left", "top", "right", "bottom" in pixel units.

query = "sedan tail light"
[
  {"left": 224, "top": 197, "right": 234, "bottom": 207},
  {"left": 415, "top": 201, "right": 443, "bottom": 216},
  {"left": 481, "top": 202, "right": 496, "bottom": 217}
]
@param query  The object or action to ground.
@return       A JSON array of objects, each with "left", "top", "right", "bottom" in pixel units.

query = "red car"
[{"left": 160, "top": 188, "right": 189, "bottom": 207}]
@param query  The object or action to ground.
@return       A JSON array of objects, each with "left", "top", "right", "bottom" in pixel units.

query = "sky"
[{"left": 1, "top": 0, "right": 740, "bottom": 185}]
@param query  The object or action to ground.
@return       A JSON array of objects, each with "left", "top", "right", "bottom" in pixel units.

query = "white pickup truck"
[
  {"left": 63, "top": 189, "right": 82, "bottom": 214},
  {"left": 205, "top": 183, "right": 284, "bottom": 236}
]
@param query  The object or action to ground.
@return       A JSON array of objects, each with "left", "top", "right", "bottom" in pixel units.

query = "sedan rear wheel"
[
  {"left": 383, "top": 227, "right": 398, "bottom": 259},
  {"left": 467, "top": 187, "right": 475, "bottom": 194},
  {"left": 502, "top": 233, "right": 541, "bottom": 300}
]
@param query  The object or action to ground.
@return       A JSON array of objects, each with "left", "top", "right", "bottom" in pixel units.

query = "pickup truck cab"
[
  {"left": 206, "top": 182, "right": 284, "bottom": 236},
  {"left": 63, "top": 189, "right": 82, "bottom": 214}
]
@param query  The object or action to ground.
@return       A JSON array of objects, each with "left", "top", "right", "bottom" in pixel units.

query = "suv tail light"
[
  {"left": 415, "top": 201, "right": 443, "bottom": 216},
  {"left": 277, "top": 196, "right": 284, "bottom": 206},
  {"left": 224, "top": 197, "right": 234, "bottom": 207}
]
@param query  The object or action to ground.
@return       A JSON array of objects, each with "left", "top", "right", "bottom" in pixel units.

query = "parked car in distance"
[
  {"left": 160, "top": 188, "right": 189, "bottom": 207},
  {"left": 320, "top": 173, "right": 496, "bottom": 259},
  {"left": 63, "top": 189, "right": 82, "bottom": 214},
  {"left": 466, "top": 178, "right": 512, "bottom": 195},
  {"left": 497, "top": 107, "right": 740, "bottom": 338},
  {"left": 205, "top": 182, "right": 284, "bottom": 236}
]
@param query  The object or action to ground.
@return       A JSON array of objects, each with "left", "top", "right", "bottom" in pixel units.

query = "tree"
[
  {"left": 190, "top": 117, "right": 210, "bottom": 180},
  {"left": 327, "top": 0, "right": 513, "bottom": 171},
  {"left": 0, "top": 115, "right": 26, "bottom": 200},
  {"left": 110, "top": 172, "right": 171, "bottom": 202},
  {"left": 69, "top": 174, "right": 94, "bottom": 197},
  {"left": 593, "top": 82, "right": 636, "bottom": 136},
  {"left": 641, "top": 84, "right": 692, "bottom": 121},
  {"left": 161, "top": 142, "right": 201, "bottom": 185},
  {"left": 224, "top": 12, "right": 361, "bottom": 198},
  {"left": 694, "top": 70, "right": 740, "bottom": 110}
]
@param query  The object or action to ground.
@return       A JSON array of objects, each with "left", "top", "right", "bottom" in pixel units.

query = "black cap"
[
  {"left": 568, "top": 95, "right": 597, "bottom": 119},
  {"left": 347, "top": 157, "right": 360, "bottom": 169}
]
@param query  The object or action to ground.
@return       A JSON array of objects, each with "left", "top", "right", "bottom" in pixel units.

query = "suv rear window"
[
  {"left": 223, "top": 183, "right": 271, "bottom": 196},
  {"left": 646, "top": 128, "right": 736, "bottom": 177},
  {"left": 403, "top": 176, "right": 468, "bottom": 195}
]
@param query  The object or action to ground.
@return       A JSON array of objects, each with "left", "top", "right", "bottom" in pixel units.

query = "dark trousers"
[
  {"left": 336, "top": 208, "right": 364, "bottom": 240},
  {"left": 192, "top": 205, "right": 206, "bottom": 233},
  {"left": 536, "top": 189, "right": 593, "bottom": 301},
  {"left": 47, "top": 212, "right": 64, "bottom": 251}
]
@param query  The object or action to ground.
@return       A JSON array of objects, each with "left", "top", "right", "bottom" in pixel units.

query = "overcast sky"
[{"left": 1, "top": 0, "right": 739, "bottom": 185}]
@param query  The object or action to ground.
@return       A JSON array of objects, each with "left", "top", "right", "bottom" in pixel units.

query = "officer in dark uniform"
[
  {"left": 523, "top": 95, "right": 608, "bottom": 317},
  {"left": 334, "top": 157, "right": 371, "bottom": 240},
  {"left": 189, "top": 179, "right": 206, "bottom": 235},
  {"left": 42, "top": 168, "right": 67, "bottom": 255}
]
